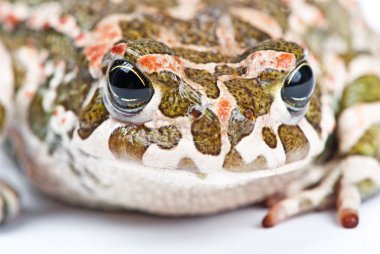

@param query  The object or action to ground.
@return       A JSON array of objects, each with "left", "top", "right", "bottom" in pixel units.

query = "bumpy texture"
[{"left": 0, "top": 0, "right": 380, "bottom": 227}]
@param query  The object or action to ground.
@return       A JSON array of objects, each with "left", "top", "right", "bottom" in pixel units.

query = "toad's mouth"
[{"left": 94, "top": 152, "right": 313, "bottom": 185}]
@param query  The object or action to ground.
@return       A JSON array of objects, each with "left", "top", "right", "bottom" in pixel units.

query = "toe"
[{"left": 339, "top": 209, "right": 359, "bottom": 228}]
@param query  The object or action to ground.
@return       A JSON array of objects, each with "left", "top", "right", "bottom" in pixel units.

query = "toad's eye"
[
  {"left": 281, "top": 62, "right": 315, "bottom": 112},
  {"left": 105, "top": 59, "right": 154, "bottom": 117}
]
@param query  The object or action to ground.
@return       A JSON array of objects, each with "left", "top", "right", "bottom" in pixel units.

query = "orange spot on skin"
[
  {"left": 83, "top": 22, "right": 122, "bottom": 72},
  {"left": 6, "top": 14, "right": 20, "bottom": 27},
  {"left": 75, "top": 32, "right": 88, "bottom": 46},
  {"left": 85, "top": 44, "right": 108, "bottom": 67},
  {"left": 25, "top": 91, "right": 35, "bottom": 99},
  {"left": 261, "top": 15, "right": 276, "bottom": 27},
  {"left": 111, "top": 43, "right": 127, "bottom": 55},
  {"left": 168, "top": 59, "right": 178, "bottom": 71},
  {"left": 75, "top": 32, "right": 85, "bottom": 41},
  {"left": 174, "top": 56, "right": 182, "bottom": 65},
  {"left": 276, "top": 53, "right": 294, "bottom": 69},
  {"left": 138, "top": 55, "right": 180, "bottom": 73},
  {"left": 59, "top": 15, "right": 69, "bottom": 25},
  {"left": 138, "top": 55, "right": 158, "bottom": 71},
  {"left": 53, "top": 110, "right": 58, "bottom": 117},
  {"left": 218, "top": 98, "right": 232, "bottom": 122}
]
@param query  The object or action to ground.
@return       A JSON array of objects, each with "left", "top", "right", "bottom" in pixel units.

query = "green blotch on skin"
[
  {"left": 215, "top": 65, "right": 246, "bottom": 76},
  {"left": 78, "top": 90, "right": 109, "bottom": 139},
  {"left": 109, "top": 126, "right": 151, "bottom": 160},
  {"left": 53, "top": 68, "right": 92, "bottom": 137},
  {"left": 127, "top": 39, "right": 174, "bottom": 57},
  {"left": 140, "top": 0, "right": 177, "bottom": 9},
  {"left": 306, "top": 84, "right": 322, "bottom": 134},
  {"left": 262, "top": 127, "right": 277, "bottom": 149},
  {"left": 13, "top": 62, "right": 26, "bottom": 93},
  {"left": 178, "top": 157, "right": 199, "bottom": 171},
  {"left": 30, "top": 56, "right": 91, "bottom": 140},
  {"left": 7, "top": 0, "right": 134, "bottom": 29},
  {"left": 349, "top": 124, "right": 380, "bottom": 160},
  {"left": 223, "top": 148, "right": 267, "bottom": 172},
  {"left": 109, "top": 125, "right": 182, "bottom": 161},
  {"left": 250, "top": 0, "right": 290, "bottom": 32},
  {"left": 196, "top": 173, "right": 208, "bottom": 180},
  {"left": 0, "top": 28, "right": 78, "bottom": 67},
  {"left": 63, "top": 0, "right": 135, "bottom": 30},
  {"left": 0, "top": 104, "right": 5, "bottom": 133},
  {"left": 323, "top": 0, "right": 352, "bottom": 44},
  {"left": 55, "top": 69, "right": 92, "bottom": 115},
  {"left": 227, "top": 109, "right": 254, "bottom": 146},
  {"left": 41, "top": 31, "right": 79, "bottom": 66},
  {"left": 184, "top": 68, "right": 219, "bottom": 99},
  {"left": 278, "top": 124, "right": 310, "bottom": 163},
  {"left": 28, "top": 91, "right": 51, "bottom": 140},
  {"left": 299, "top": 198, "right": 313, "bottom": 210},
  {"left": 191, "top": 109, "right": 221, "bottom": 156},
  {"left": 357, "top": 178, "right": 377, "bottom": 198},
  {"left": 224, "top": 78, "right": 275, "bottom": 120},
  {"left": 120, "top": 17, "right": 160, "bottom": 40},
  {"left": 340, "top": 51, "right": 362, "bottom": 67},
  {"left": 164, "top": 14, "right": 219, "bottom": 47},
  {"left": 173, "top": 48, "right": 230, "bottom": 64},
  {"left": 223, "top": 148, "right": 245, "bottom": 170},
  {"left": 301, "top": 1, "right": 351, "bottom": 55},
  {"left": 152, "top": 125, "right": 183, "bottom": 149},
  {"left": 151, "top": 72, "right": 201, "bottom": 118},
  {"left": 258, "top": 69, "right": 286, "bottom": 83},
  {"left": 341, "top": 75, "right": 380, "bottom": 111},
  {"left": 231, "top": 16, "right": 271, "bottom": 47}
]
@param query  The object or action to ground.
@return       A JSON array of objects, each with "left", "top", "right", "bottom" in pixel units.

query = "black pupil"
[
  {"left": 282, "top": 63, "right": 315, "bottom": 110},
  {"left": 108, "top": 60, "right": 152, "bottom": 110}
]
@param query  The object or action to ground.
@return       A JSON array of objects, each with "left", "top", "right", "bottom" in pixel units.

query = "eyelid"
[{"left": 285, "top": 61, "right": 309, "bottom": 86}]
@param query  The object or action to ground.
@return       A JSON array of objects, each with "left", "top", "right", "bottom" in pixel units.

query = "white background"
[{"left": 1, "top": 1, "right": 380, "bottom": 253}]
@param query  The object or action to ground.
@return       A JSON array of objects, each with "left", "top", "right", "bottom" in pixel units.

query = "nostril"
[{"left": 188, "top": 106, "right": 203, "bottom": 120}]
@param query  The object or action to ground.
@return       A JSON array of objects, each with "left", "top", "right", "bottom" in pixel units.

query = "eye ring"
[
  {"left": 281, "top": 61, "right": 315, "bottom": 112},
  {"left": 104, "top": 59, "right": 154, "bottom": 120}
]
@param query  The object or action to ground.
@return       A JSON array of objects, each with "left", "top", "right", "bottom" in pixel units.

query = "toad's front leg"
[
  {"left": 263, "top": 63, "right": 380, "bottom": 228},
  {"left": 0, "top": 179, "right": 20, "bottom": 224},
  {"left": 0, "top": 105, "right": 20, "bottom": 225},
  {"left": 263, "top": 156, "right": 380, "bottom": 228},
  {"left": 0, "top": 40, "right": 20, "bottom": 224}
]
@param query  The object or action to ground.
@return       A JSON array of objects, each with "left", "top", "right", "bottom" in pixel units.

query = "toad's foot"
[
  {"left": 262, "top": 156, "right": 380, "bottom": 228},
  {"left": 0, "top": 178, "right": 20, "bottom": 224}
]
